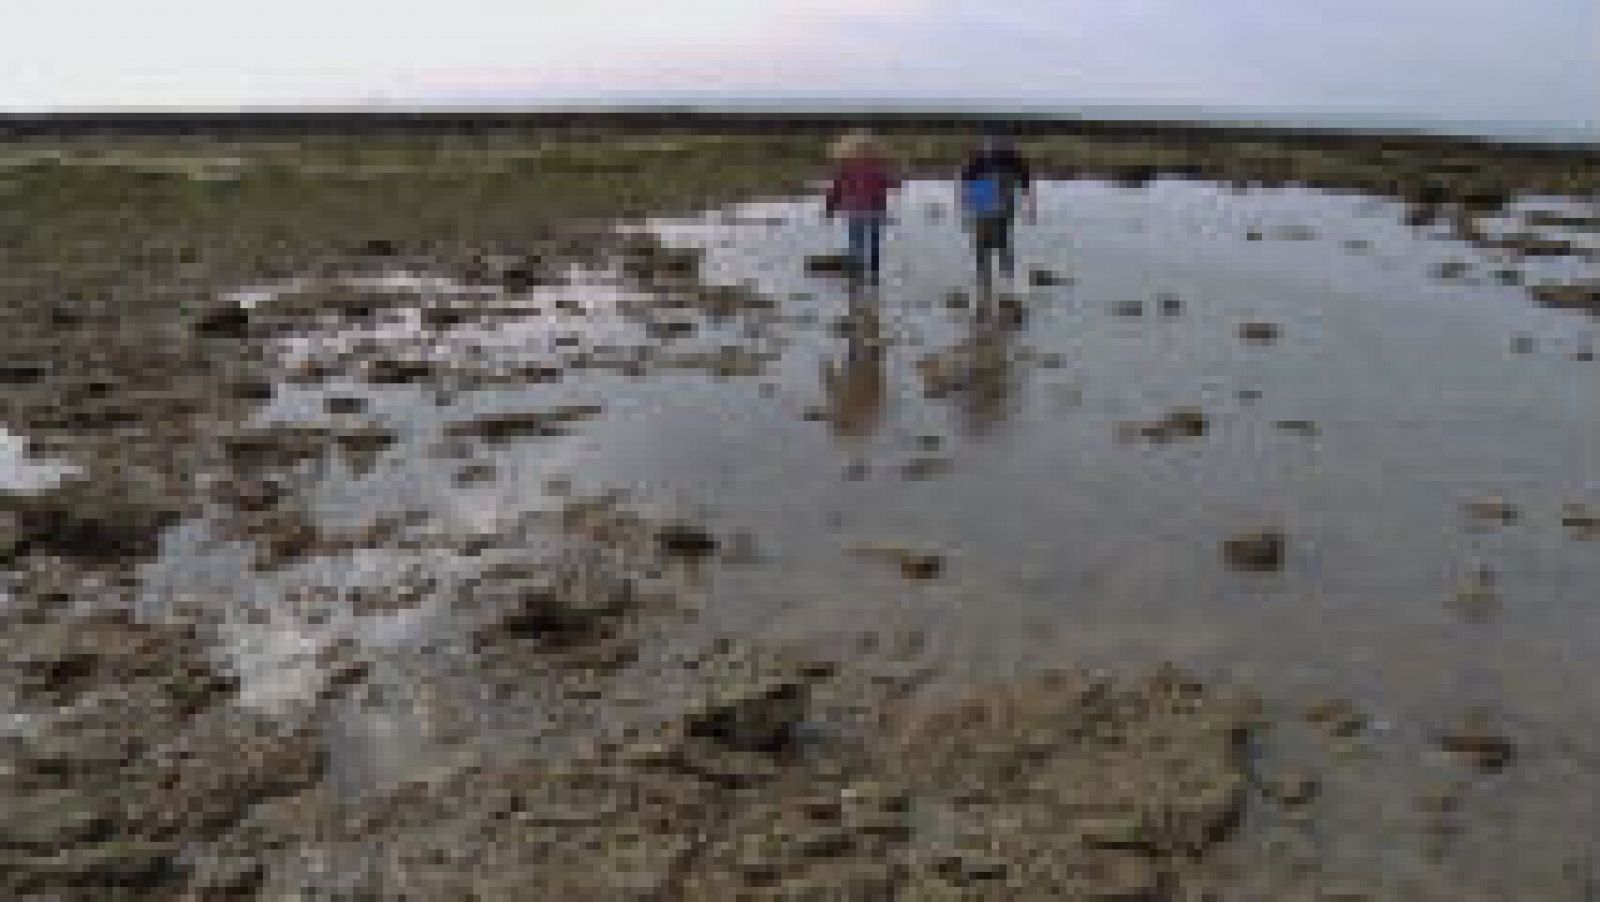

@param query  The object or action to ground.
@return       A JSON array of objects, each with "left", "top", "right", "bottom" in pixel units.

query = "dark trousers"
[
  {"left": 973, "top": 214, "right": 1015, "bottom": 280},
  {"left": 846, "top": 213, "right": 885, "bottom": 277}
]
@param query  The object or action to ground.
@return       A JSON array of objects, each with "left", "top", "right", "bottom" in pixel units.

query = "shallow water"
[{"left": 143, "top": 178, "right": 1600, "bottom": 891}]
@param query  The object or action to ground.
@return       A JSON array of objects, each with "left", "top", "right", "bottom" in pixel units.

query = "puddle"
[{"left": 137, "top": 178, "right": 1600, "bottom": 883}]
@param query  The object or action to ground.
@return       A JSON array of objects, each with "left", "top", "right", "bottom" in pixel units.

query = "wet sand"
[{"left": 2, "top": 128, "right": 1599, "bottom": 898}]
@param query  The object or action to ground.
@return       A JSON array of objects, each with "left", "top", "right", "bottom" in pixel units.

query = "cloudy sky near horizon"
[{"left": 5, "top": 0, "right": 1595, "bottom": 124}]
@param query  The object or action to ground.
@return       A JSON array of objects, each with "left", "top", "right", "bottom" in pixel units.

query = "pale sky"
[{"left": 5, "top": 0, "right": 1595, "bottom": 125}]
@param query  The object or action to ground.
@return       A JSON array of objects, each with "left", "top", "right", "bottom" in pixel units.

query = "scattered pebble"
[
  {"left": 1437, "top": 714, "right": 1515, "bottom": 772},
  {"left": 1238, "top": 322, "right": 1281, "bottom": 344},
  {"left": 1304, "top": 697, "right": 1366, "bottom": 737},
  {"left": 1224, "top": 529, "right": 1285, "bottom": 572},
  {"left": 656, "top": 523, "right": 719, "bottom": 559},
  {"left": 1462, "top": 497, "right": 1519, "bottom": 525},
  {"left": 900, "top": 456, "right": 952, "bottom": 481}
]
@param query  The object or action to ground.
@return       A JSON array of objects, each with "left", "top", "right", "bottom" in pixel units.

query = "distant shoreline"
[{"left": 1, "top": 109, "right": 1593, "bottom": 156}]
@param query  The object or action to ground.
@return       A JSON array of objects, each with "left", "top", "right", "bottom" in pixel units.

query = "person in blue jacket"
[{"left": 959, "top": 135, "right": 1036, "bottom": 285}]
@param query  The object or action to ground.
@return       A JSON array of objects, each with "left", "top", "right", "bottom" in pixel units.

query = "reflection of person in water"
[
  {"left": 821, "top": 283, "right": 887, "bottom": 440},
  {"left": 922, "top": 284, "right": 1023, "bottom": 436}
]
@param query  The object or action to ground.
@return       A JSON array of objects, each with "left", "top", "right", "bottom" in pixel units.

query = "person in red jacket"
[{"left": 823, "top": 131, "right": 900, "bottom": 282}]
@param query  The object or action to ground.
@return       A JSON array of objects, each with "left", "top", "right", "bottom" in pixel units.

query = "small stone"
[
  {"left": 1510, "top": 334, "right": 1536, "bottom": 354},
  {"left": 1462, "top": 497, "right": 1519, "bottom": 525},
  {"left": 1304, "top": 697, "right": 1366, "bottom": 737},
  {"left": 1561, "top": 504, "right": 1599, "bottom": 540},
  {"left": 1029, "top": 269, "right": 1069, "bottom": 287},
  {"left": 805, "top": 253, "right": 854, "bottom": 275},
  {"left": 900, "top": 457, "right": 951, "bottom": 481},
  {"left": 1438, "top": 715, "right": 1515, "bottom": 772},
  {"left": 1223, "top": 530, "right": 1284, "bottom": 572},
  {"left": 1238, "top": 322, "right": 1280, "bottom": 344},
  {"left": 899, "top": 553, "right": 943, "bottom": 580},
  {"left": 1263, "top": 772, "right": 1320, "bottom": 807},
  {"left": 656, "top": 523, "right": 718, "bottom": 559},
  {"left": 1157, "top": 293, "right": 1183, "bottom": 316},
  {"left": 324, "top": 395, "right": 367, "bottom": 414},
  {"left": 1111, "top": 300, "right": 1144, "bottom": 317}
]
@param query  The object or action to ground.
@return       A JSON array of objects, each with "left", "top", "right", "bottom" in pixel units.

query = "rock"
[
  {"left": 804, "top": 253, "right": 854, "bottom": 276},
  {"left": 898, "top": 553, "right": 944, "bottom": 580},
  {"left": 1434, "top": 260, "right": 1471, "bottom": 280},
  {"left": 1223, "top": 530, "right": 1284, "bottom": 572},
  {"left": 1238, "top": 322, "right": 1280, "bottom": 344},
  {"left": 0, "top": 788, "right": 113, "bottom": 850},
  {"left": 683, "top": 656, "right": 829, "bottom": 754},
  {"left": 454, "top": 462, "right": 498, "bottom": 485},
  {"left": 1111, "top": 300, "right": 1144, "bottom": 317},
  {"left": 1573, "top": 347, "right": 1595, "bottom": 362},
  {"left": 472, "top": 558, "right": 638, "bottom": 648},
  {"left": 1124, "top": 407, "right": 1209, "bottom": 443},
  {"left": 900, "top": 456, "right": 951, "bottom": 481},
  {"left": 1490, "top": 232, "right": 1580, "bottom": 257},
  {"left": 849, "top": 542, "right": 944, "bottom": 580},
  {"left": 1561, "top": 504, "right": 1599, "bottom": 540},
  {"left": 443, "top": 406, "right": 603, "bottom": 442},
  {"left": 1261, "top": 772, "right": 1320, "bottom": 807},
  {"left": 1530, "top": 282, "right": 1600, "bottom": 314},
  {"left": 3, "top": 840, "right": 180, "bottom": 894},
  {"left": 210, "top": 477, "right": 287, "bottom": 513},
  {"left": 324, "top": 395, "right": 366, "bottom": 414},
  {"left": 1157, "top": 292, "right": 1183, "bottom": 316},
  {"left": 1510, "top": 334, "right": 1537, "bottom": 354},
  {"left": 1463, "top": 497, "right": 1519, "bottom": 525},
  {"left": 193, "top": 304, "right": 250, "bottom": 338},
  {"left": 1438, "top": 715, "right": 1515, "bottom": 772},
  {"left": 655, "top": 522, "right": 719, "bottom": 559},
  {"left": 1029, "top": 269, "right": 1070, "bottom": 287},
  {"left": 1304, "top": 697, "right": 1366, "bottom": 737},
  {"left": 1245, "top": 229, "right": 1264, "bottom": 241},
  {"left": 0, "top": 510, "right": 19, "bottom": 564},
  {"left": 943, "top": 290, "right": 969, "bottom": 310},
  {"left": 0, "top": 482, "right": 178, "bottom": 561}
]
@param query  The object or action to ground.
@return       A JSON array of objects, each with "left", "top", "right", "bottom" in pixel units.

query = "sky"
[{"left": 4, "top": 0, "right": 1595, "bottom": 126}]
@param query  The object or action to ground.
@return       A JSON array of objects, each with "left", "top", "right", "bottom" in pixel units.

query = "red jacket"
[{"left": 825, "top": 156, "right": 898, "bottom": 215}]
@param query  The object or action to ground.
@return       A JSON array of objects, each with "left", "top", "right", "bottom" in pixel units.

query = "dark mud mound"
[{"left": 0, "top": 612, "right": 324, "bottom": 899}]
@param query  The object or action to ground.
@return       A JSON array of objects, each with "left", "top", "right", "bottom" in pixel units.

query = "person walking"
[
  {"left": 824, "top": 130, "right": 900, "bottom": 282},
  {"left": 959, "top": 134, "right": 1036, "bottom": 285}
]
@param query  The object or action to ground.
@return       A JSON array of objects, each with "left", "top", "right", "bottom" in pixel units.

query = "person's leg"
[
  {"left": 865, "top": 214, "right": 883, "bottom": 280},
  {"left": 972, "top": 217, "right": 988, "bottom": 282},
  {"left": 846, "top": 215, "right": 868, "bottom": 277},
  {"left": 997, "top": 215, "right": 1016, "bottom": 280}
]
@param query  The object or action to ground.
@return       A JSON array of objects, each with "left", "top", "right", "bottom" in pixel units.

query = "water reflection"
[
  {"left": 917, "top": 282, "right": 1025, "bottom": 437},
  {"left": 819, "top": 281, "right": 887, "bottom": 441}
]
